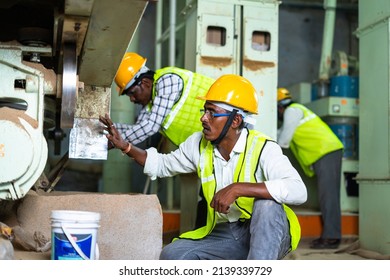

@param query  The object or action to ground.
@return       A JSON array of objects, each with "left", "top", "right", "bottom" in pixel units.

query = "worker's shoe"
[{"left": 310, "top": 238, "right": 340, "bottom": 249}]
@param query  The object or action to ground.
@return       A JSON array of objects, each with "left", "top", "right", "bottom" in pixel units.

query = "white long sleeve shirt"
[
  {"left": 277, "top": 106, "right": 304, "bottom": 148},
  {"left": 144, "top": 130, "right": 307, "bottom": 215}
]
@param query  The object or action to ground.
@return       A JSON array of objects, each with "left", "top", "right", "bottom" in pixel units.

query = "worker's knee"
[
  {"left": 159, "top": 242, "right": 184, "bottom": 260},
  {"left": 159, "top": 243, "right": 175, "bottom": 260},
  {"left": 159, "top": 240, "right": 201, "bottom": 260},
  {"left": 253, "top": 199, "right": 284, "bottom": 214},
  {"left": 251, "top": 199, "right": 287, "bottom": 226}
]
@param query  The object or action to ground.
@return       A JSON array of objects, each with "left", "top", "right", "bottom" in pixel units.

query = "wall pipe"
[
  {"left": 319, "top": 0, "right": 337, "bottom": 81},
  {"left": 155, "top": 0, "right": 162, "bottom": 69},
  {"left": 169, "top": 0, "right": 176, "bottom": 66}
]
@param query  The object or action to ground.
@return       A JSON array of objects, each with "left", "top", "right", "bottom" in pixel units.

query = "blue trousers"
[{"left": 160, "top": 199, "right": 291, "bottom": 260}]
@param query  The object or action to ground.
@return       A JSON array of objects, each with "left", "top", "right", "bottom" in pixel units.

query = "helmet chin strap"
[{"left": 211, "top": 109, "right": 238, "bottom": 145}]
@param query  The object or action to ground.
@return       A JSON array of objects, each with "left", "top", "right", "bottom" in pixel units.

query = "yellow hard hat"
[
  {"left": 114, "top": 52, "right": 147, "bottom": 95},
  {"left": 197, "top": 74, "right": 258, "bottom": 114},
  {"left": 277, "top": 88, "right": 292, "bottom": 102}
]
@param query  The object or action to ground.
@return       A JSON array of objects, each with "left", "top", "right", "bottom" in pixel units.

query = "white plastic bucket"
[{"left": 51, "top": 210, "right": 101, "bottom": 260}]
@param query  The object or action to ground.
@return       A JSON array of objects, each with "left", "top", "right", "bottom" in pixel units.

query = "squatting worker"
[
  {"left": 112, "top": 52, "right": 215, "bottom": 146},
  {"left": 99, "top": 75, "right": 307, "bottom": 260},
  {"left": 277, "top": 87, "right": 344, "bottom": 249}
]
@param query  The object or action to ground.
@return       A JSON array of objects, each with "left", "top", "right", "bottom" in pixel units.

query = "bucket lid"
[{"left": 51, "top": 210, "right": 101, "bottom": 222}]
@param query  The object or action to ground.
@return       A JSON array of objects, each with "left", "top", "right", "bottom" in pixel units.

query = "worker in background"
[
  {"left": 111, "top": 52, "right": 215, "bottom": 147},
  {"left": 276, "top": 87, "right": 344, "bottom": 249},
  {"left": 100, "top": 75, "right": 307, "bottom": 260}
]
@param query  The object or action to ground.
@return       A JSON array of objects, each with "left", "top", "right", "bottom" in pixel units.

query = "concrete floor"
[
  {"left": 285, "top": 236, "right": 390, "bottom": 260},
  {"left": 13, "top": 235, "right": 390, "bottom": 260}
]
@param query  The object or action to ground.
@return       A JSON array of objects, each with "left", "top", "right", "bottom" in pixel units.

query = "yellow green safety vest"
[
  {"left": 152, "top": 67, "right": 215, "bottom": 146},
  {"left": 175, "top": 129, "right": 301, "bottom": 251},
  {"left": 288, "top": 103, "right": 344, "bottom": 177}
]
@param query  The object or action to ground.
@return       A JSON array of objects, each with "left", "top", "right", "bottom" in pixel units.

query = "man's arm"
[
  {"left": 211, "top": 182, "right": 271, "bottom": 214},
  {"left": 277, "top": 106, "right": 303, "bottom": 148},
  {"left": 100, "top": 113, "right": 200, "bottom": 175},
  {"left": 211, "top": 140, "right": 307, "bottom": 214},
  {"left": 99, "top": 114, "right": 147, "bottom": 166},
  {"left": 115, "top": 74, "right": 184, "bottom": 145},
  {"left": 114, "top": 108, "right": 158, "bottom": 145}
]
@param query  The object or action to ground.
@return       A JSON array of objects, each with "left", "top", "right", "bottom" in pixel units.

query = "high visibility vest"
[
  {"left": 288, "top": 103, "right": 344, "bottom": 177},
  {"left": 152, "top": 67, "right": 215, "bottom": 146},
  {"left": 175, "top": 129, "right": 301, "bottom": 251}
]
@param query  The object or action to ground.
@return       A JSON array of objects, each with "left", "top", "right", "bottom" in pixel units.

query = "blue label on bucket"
[{"left": 53, "top": 232, "right": 92, "bottom": 260}]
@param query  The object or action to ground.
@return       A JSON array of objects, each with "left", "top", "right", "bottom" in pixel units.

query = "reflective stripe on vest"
[
  {"left": 153, "top": 67, "right": 215, "bottom": 146},
  {"left": 174, "top": 129, "right": 301, "bottom": 251}
]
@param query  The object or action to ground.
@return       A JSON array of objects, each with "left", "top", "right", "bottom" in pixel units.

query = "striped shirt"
[{"left": 114, "top": 73, "right": 184, "bottom": 145}]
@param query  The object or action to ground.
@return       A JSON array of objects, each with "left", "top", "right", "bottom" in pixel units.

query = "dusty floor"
[
  {"left": 285, "top": 236, "right": 390, "bottom": 260},
  {"left": 11, "top": 235, "right": 390, "bottom": 260}
]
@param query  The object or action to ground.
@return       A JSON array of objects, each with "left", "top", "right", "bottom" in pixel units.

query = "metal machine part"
[
  {"left": 330, "top": 50, "right": 349, "bottom": 76},
  {"left": 0, "top": 111, "right": 48, "bottom": 200},
  {"left": 0, "top": 0, "right": 149, "bottom": 200},
  {"left": 330, "top": 50, "right": 359, "bottom": 77},
  {"left": 0, "top": 44, "right": 50, "bottom": 200},
  {"left": 60, "top": 42, "right": 78, "bottom": 128}
]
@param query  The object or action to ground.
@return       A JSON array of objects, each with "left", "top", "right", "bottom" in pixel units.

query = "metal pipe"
[
  {"left": 155, "top": 0, "right": 162, "bottom": 69},
  {"left": 169, "top": 0, "right": 176, "bottom": 66},
  {"left": 319, "top": 0, "right": 337, "bottom": 81},
  {"left": 164, "top": 0, "right": 177, "bottom": 210},
  {"left": 156, "top": 21, "right": 185, "bottom": 44}
]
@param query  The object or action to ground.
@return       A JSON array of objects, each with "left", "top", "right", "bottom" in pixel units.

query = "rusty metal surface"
[{"left": 243, "top": 59, "right": 276, "bottom": 71}]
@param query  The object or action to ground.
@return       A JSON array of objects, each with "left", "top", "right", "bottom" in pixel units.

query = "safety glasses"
[{"left": 200, "top": 109, "right": 231, "bottom": 120}]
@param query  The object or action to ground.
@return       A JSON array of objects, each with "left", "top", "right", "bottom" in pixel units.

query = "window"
[
  {"left": 252, "top": 31, "right": 270, "bottom": 51},
  {"left": 206, "top": 26, "right": 226, "bottom": 46}
]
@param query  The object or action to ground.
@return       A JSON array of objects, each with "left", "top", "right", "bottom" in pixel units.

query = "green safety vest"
[
  {"left": 175, "top": 129, "right": 301, "bottom": 251},
  {"left": 152, "top": 67, "right": 215, "bottom": 146},
  {"left": 288, "top": 103, "right": 344, "bottom": 177}
]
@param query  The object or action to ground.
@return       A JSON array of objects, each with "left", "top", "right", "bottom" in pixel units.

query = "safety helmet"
[
  {"left": 277, "top": 88, "right": 292, "bottom": 102},
  {"left": 197, "top": 74, "right": 258, "bottom": 114},
  {"left": 114, "top": 52, "right": 147, "bottom": 95}
]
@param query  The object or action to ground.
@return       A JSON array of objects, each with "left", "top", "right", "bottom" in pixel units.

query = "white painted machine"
[
  {"left": 0, "top": 44, "right": 53, "bottom": 200},
  {"left": 0, "top": 0, "right": 149, "bottom": 200}
]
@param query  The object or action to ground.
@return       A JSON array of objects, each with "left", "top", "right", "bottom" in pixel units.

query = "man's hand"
[
  {"left": 210, "top": 184, "right": 238, "bottom": 214},
  {"left": 99, "top": 114, "right": 129, "bottom": 151}
]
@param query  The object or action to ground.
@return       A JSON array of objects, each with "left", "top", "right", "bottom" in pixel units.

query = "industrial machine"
[{"left": 0, "top": 0, "right": 149, "bottom": 200}]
